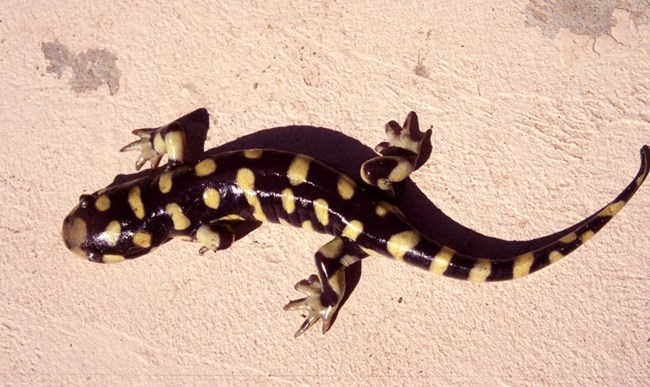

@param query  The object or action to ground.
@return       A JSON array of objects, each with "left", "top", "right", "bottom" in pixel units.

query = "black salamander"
[{"left": 62, "top": 111, "right": 649, "bottom": 337}]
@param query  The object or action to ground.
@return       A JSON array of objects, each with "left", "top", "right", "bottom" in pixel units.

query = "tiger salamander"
[{"left": 62, "top": 110, "right": 649, "bottom": 337}]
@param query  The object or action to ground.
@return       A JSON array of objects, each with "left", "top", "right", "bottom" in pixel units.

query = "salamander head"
[{"left": 62, "top": 184, "right": 160, "bottom": 263}]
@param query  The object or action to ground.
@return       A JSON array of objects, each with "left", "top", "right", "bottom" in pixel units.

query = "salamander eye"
[
  {"left": 78, "top": 194, "right": 93, "bottom": 209},
  {"left": 86, "top": 250, "right": 102, "bottom": 262}
]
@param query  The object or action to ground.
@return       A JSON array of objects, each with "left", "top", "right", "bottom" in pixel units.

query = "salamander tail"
[{"left": 422, "top": 146, "right": 649, "bottom": 282}]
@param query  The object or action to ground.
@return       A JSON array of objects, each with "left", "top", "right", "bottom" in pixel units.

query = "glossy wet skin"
[
  {"left": 62, "top": 110, "right": 649, "bottom": 336},
  {"left": 62, "top": 178, "right": 164, "bottom": 263}
]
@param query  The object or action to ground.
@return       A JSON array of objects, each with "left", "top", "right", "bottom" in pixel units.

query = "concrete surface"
[{"left": 1, "top": 1, "right": 649, "bottom": 385}]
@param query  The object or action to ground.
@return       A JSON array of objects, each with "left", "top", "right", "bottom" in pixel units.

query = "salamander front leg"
[
  {"left": 192, "top": 219, "right": 262, "bottom": 255},
  {"left": 284, "top": 237, "right": 368, "bottom": 337},
  {"left": 120, "top": 121, "right": 187, "bottom": 170},
  {"left": 193, "top": 223, "right": 237, "bottom": 255},
  {"left": 361, "top": 112, "right": 431, "bottom": 195}
]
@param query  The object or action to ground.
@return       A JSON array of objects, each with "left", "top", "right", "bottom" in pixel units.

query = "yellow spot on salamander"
[
  {"left": 281, "top": 188, "right": 296, "bottom": 214},
  {"left": 375, "top": 201, "right": 403, "bottom": 218},
  {"left": 549, "top": 250, "right": 564, "bottom": 264},
  {"left": 469, "top": 259, "right": 492, "bottom": 282},
  {"left": 636, "top": 173, "right": 645, "bottom": 187},
  {"left": 313, "top": 198, "right": 329, "bottom": 226},
  {"left": 430, "top": 246, "right": 454, "bottom": 275},
  {"left": 153, "top": 133, "right": 166, "bottom": 153},
  {"left": 244, "top": 149, "right": 263, "bottom": 159},
  {"left": 102, "top": 220, "right": 121, "bottom": 247},
  {"left": 287, "top": 155, "right": 311, "bottom": 186},
  {"left": 158, "top": 171, "right": 173, "bottom": 194},
  {"left": 598, "top": 200, "right": 625, "bottom": 218},
  {"left": 203, "top": 188, "right": 220, "bottom": 209},
  {"left": 376, "top": 203, "right": 389, "bottom": 217},
  {"left": 559, "top": 232, "right": 577, "bottom": 244},
  {"left": 342, "top": 220, "right": 363, "bottom": 241},
  {"left": 62, "top": 216, "right": 87, "bottom": 257},
  {"left": 512, "top": 253, "right": 534, "bottom": 279},
  {"left": 128, "top": 186, "right": 145, "bottom": 219},
  {"left": 581, "top": 230, "right": 595, "bottom": 243},
  {"left": 95, "top": 194, "right": 111, "bottom": 212},
  {"left": 387, "top": 230, "right": 420, "bottom": 261},
  {"left": 236, "top": 168, "right": 267, "bottom": 221},
  {"left": 219, "top": 214, "right": 246, "bottom": 222},
  {"left": 341, "top": 254, "right": 361, "bottom": 267},
  {"left": 388, "top": 159, "right": 414, "bottom": 183},
  {"left": 165, "top": 130, "right": 185, "bottom": 163},
  {"left": 195, "top": 159, "right": 217, "bottom": 177},
  {"left": 196, "top": 225, "right": 220, "bottom": 252},
  {"left": 236, "top": 167, "right": 255, "bottom": 187},
  {"left": 301, "top": 220, "right": 314, "bottom": 231},
  {"left": 133, "top": 231, "right": 152, "bottom": 248},
  {"left": 319, "top": 238, "right": 343, "bottom": 259},
  {"left": 337, "top": 175, "right": 355, "bottom": 200},
  {"left": 103, "top": 254, "right": 125, "bottom": 263},
  {"left": 165, "top": 202, "right": 191, "bottom": 230}
]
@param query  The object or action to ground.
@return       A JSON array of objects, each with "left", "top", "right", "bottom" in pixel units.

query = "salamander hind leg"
[
  {"left": 120, "top": 121, "right": 187, "bottom": 170},
  {"left": 284, "top": 237, "right": 368, "bottom": 337},
  {"left": 361, "top": 112, "right": 431, "bottom": 195}
]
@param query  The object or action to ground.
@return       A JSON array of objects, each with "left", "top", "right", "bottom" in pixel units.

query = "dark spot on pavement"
[
  {"left": 525, "top": 0, "right": 649, "bottom": 39},
  {"left": 41, "top": 40, "right": 121, "bottom": 96}
]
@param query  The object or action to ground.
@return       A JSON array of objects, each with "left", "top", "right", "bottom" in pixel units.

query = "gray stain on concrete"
[
  {"left": 41, "top": 40, "right": 121, "bottom": 95},
  {"left": 525, "top": 0, "right": 649, "bottom": 39}
]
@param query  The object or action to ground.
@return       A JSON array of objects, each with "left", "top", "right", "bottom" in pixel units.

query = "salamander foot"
[{"left": 284, "top": 274, "right": 338, "bottom": 338}]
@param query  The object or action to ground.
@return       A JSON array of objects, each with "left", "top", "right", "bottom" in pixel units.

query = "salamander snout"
[
  {"left": 62, "top": 188, "right": 159, "bottom": 263},
  {"left": 61, "top": 194, "right": 128, "bottom": 263},
  {"left": 62, "top": 197, "right": 107, "bottom": 262},
  {"left": 62, "top": 209, "right": 91, "bottom": 260}
]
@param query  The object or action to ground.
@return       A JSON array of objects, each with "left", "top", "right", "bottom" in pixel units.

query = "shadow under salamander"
[{"left": 109, "top": 108, "right": 588, "bottom": 328}]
